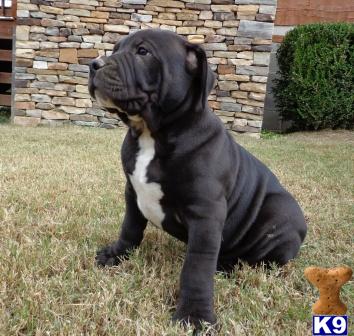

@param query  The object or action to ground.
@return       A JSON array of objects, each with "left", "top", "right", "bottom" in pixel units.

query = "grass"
[
  {"left": 0, "top": 107, "right": 11, "bottom": 124},
  {"left": 0, "top": 125, "right": 353, "bottom": 335}
]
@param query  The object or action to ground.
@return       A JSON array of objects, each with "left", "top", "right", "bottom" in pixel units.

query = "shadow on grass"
[{"left": 0, "top": 106, "right": 11, "bottom": 124}]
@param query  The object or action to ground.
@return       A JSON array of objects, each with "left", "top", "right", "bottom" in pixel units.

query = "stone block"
[
  {"left": 249, "top": 92, "right": 265, "bottom": 101},
  {"left": 239, "top": 82, "right": 267, "bottom": 93},
  {"left": 37, "top": 75, "right": 59, "bottom": 83},
  {"left": 16, "top": 41, "right": 40, "bottom": 49},
  {"left": 252, "top": 75, "right": 268, "bottom": 83},
  {"left": 72, "top": 121, "right": 100, "bottom": 127},
  {"left": 218, "top": 81, "right": 238, "bottom": 91},
  {"left": 219, "top": 102, "right": 241, "bottom": 112},
  {"left": 237, "top": 51, "right": 253, "bottom": 59},
  {"left": 213, "top": 12, "right": 235, "bottom": 21},
  {"left": 252, "top": 44, "right": 272, "bottom": 52},
  {"left": 259, "top": 5, "right": 276, "bottom": 15},
  {"left": 37, "top": 103, "right": 56, "bottom": 110},
  {"left": 236, "top": 66, "right": 269, "bottom": 76},
  {"left": 39, "top": 89, "right": 66, "bottom": 97},
  {"left": 204, "top": 20, "right": 222, "bottom": 28},
  {"left": 59, "top": 105, "right": 86, "bottom": 114},
  {"left": 123, "top": 0, "right": 147, "bottom": 4},
  {"left": 75, "top": 99, "right": 92, "bottom": 107},
  {"left": 248, "top": 120, "right": 262, "bottom": 128},
  {"left": 59, "top": 49, "right": 78, "bottom": 64},
  {"left": 15, "top": 94, "right": 30, "bottom": 102},
  {"left": 91, "top": 11, "right": 110, "bottom": 19},
  {"left": 33, "top": 61, "right": 48, "bottom": 69},
  {"left": 199, "top": 11, "right": 213, "bottom": 20},
  {"left": 70, "top": 114, "right": 98, "bottom": 122},
  {"left": 219, "top": 74, "right": 249, "bottom": 81},
  {"left": 41, "top": 18, "right": 66, "bottom": 27},
  {"left": 39, "top": 5, "right": 64, "bottom": 15},
  {"left": 237, "top": 98, "right": 264, "bottom": 107},
  {"left": 76, "top": 85, "right": 89, "bottom": 93},
  {"left": 48, "top": 63, "right": 69, "bottom": 70},
  {"left": 256, "top": 13, "right": 274, "bottom": 22},
  {"left": 188, "top": 35, "right": 205, "bottom": 44},
  {"left": 17, "top": 10, "right": 30, "bottom": 18},
  {"left": 149, "top": 0, "right": 185, "bottom": 8},
  {"left": 233, "top": 118, "right": 247, "bottom": 127},
  {"left": 104, "top": 25, "right": 130, "bottom": 33},
  {"left": 42, "top": 110, "right": 70, "bottom": 120},
  {"left": 16, "top": 26, "right": 30, "bottom": 41},
  {"left": 216, "top": 28, "right": 237, "bottom": 36},
  {"left": 177, "top": 27, "right": 197, "bottom": 34},
  {"left": 59, "top": 42, "right": 81, "bottom": 48},
  {"left": 32, "top": 94, "right": 51, "bottom": 103},
  {"left": 52, "top": 97, "right": 76, "bottom": 106},
  {"left": 238, "top": 20, "right": 274, "bottom": 39},
  {"left": 210, "top": 5, "right": 238, "bottom": 12},
  {"left": 14, "top": 116, "right": 40, "bottom": 127},
  {"left": 63, "top": 9, "right": 91, "bottom": 17},
  {"left": 218, "top": 64, "right": 235, "bottom": 74},
  {"left": 203, "top": 43, "right": 227, "bottom": 51},
  {"left": 232, "top": 124, "right": 259, "bottom": 133},
  {"left": 87, "top": 107, "right": 105, "bottom": 116},
  {"left": 26, "top": 110, "right": 42, "bottom": 118},
  {"left": 131, "top": 13, "right": 152, "bottom": 22},
  {"left": 98, "top": 117, "right": 120, "bottom": 125},
  {"left": 205, "top": 35, "right": 225, "bottom": 43},
  {"left": 234, "top": 0, "right": 276, "bottom": 4},
  {"left": 254, "top": 52, "right": 270, "bottom": 66},
  {"left": 177, "top": 13, "right": 198, "bottom": 21}
]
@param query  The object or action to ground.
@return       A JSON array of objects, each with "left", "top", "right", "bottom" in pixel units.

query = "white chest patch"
[{"left": 129, "top": 125, "right": 165, "bottom": 229}]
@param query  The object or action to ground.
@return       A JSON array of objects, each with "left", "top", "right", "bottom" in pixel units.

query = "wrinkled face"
[{"left": 89, "top": 29, "right": 215, "bottom": 130}]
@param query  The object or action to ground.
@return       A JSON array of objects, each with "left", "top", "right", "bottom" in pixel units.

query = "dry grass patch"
[{"left": 0, "top": 125, "right": 353, "bottom": 335}]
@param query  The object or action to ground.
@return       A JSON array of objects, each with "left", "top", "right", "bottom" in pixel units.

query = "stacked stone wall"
[{"left": 13, "top": 0, "right": 277, "bottom": 135}]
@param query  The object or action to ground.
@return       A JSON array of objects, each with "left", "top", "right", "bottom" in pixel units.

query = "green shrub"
[{"left": 274, "top": 23, "right": 354, "bottom": 130}]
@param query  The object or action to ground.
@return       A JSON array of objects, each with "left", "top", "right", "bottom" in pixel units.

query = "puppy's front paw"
[
  {"left": 172, "top": 300, "right": 216, "bottom": 329},
  {"left": 95, "top": 245, "right": 122, "bottom": 267}
]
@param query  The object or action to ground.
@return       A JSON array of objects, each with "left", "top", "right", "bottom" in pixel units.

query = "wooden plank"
[
  {"left": 0, "top": 50, "right": 12, "bottom": 61},
  {"left": 0, "top": 72, "right": 12, "bottom": 84},
  {"left": 12, "top": 0, "right": 17, "bottom": 18},
  {"left": 0, "top": 94, "right": 11, "bottom": 106},
  {"left": 0, "top": 20, "right": 14, "bottom": 39},
  {"left": 0, "top": 7, "right": 13, "bottom": 17},
  {"left": 276, "top": 0, "right": 354, "bottom": 25}
]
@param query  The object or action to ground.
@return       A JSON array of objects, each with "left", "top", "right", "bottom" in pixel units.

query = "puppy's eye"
[{"left": 137, "top": 47, "right": 149, "bottom": 56}]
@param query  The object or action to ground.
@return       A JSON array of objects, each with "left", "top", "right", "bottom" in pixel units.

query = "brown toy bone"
[{"left": 304, "top": 266, "right": 352, "bottom": 315}]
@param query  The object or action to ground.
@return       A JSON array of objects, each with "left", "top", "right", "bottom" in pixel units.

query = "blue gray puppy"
[{"left": 89, "top": 29, "right": 307, "bottom": 327}]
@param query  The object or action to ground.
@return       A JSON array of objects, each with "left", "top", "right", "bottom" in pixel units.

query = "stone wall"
[{"left": 13, "top": 0, "right": 276, "bottom": 135}]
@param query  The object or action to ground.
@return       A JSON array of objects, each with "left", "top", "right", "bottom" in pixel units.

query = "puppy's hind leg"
[{"left": 242, "top": 193, "right": 307, "bottom": 267}]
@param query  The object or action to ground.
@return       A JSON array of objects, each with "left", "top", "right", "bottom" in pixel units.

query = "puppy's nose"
[{"left": 90, "top": 57, "right": 106, "bottom": 72}]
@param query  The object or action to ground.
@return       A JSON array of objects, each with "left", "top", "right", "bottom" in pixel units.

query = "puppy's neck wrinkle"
[{"left": 157, "top": 84, "right": 206, "bottom": 133}]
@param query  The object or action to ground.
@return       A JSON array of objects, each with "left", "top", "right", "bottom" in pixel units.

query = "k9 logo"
[{"left": 312, "top": 316, "right": 348, "bottom": 336}]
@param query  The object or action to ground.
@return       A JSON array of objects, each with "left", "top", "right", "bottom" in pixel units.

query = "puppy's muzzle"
[{"left": 89, "top": 56, "right": 108, "bottom": 98}]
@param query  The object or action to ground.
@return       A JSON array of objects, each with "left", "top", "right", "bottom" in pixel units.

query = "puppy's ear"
[{"left": 186, "top": 43, "right": 216, "bottom": 111}]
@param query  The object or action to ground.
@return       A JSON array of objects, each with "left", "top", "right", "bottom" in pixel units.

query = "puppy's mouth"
[
  {"left": 92, "top": 89, "right": 143, "bottom": 124},
  {"left": 90, "top": 71, "right": 149, "bottom": 116}
]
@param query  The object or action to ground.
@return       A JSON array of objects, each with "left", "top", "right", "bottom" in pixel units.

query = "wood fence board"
[
  {"left": 0, "top": 50, "right": 12, "bottom": 61},
  {"left": 276, "top": 0, "right": 354, "bottom": 25},
  {"left": 0, "top": 72, "right": 12, "bottom": 84},
  {"left": 0, "top": 94, "right": 11, "bottom": 106}
]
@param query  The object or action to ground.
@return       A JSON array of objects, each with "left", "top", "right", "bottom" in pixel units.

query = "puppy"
[{"left": 89, "top": 29, "right": 307, "bottom": 326}]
